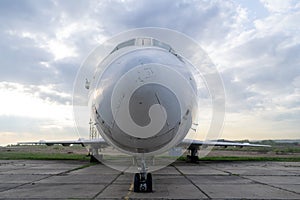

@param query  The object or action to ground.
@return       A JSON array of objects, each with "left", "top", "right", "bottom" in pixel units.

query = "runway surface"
[{"left": 0, "top": 160, "right": 299, "bottom": 199}]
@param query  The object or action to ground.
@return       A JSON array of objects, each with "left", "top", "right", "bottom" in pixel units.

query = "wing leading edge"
[
  {"left": 183, "top": 139, "right": 271, "bottom": 148},
  {"left": 17, "top": 138, "right": 107, "bottom": 147},
  {"left": 179, "top": 139, "right": 271, "bottom": 162}
]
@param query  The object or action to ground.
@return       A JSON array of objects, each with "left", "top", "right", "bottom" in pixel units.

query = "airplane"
[{"left": 18, "top": 28, "right": 270, "bottom": 192}]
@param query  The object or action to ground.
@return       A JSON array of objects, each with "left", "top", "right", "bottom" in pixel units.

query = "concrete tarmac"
[{"left": 0, "top": 160, "right": 299, "bottom": 199}]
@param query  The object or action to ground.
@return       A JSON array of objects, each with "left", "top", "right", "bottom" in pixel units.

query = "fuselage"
[{"left": 91, "top": 38, "right": 198, "bottom": 156}]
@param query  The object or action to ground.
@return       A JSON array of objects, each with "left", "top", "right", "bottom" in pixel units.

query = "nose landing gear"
[
  {"left": 133, "top": 157, "right": 153, "bottom": 192},
  {"left": 134, "top": 172, "right": 152, "bottom": 192}
]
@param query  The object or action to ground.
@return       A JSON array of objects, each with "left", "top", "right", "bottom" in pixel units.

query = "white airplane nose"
[
  {"left": 111, "top": 64, "right": 185, "bottom": 139},
  {"left": 92, "top": 42, "right": 198, "bottom": 155}
]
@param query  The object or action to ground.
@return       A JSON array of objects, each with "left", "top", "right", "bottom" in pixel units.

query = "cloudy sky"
[{"left": 0, "top": 0, "right": 299, "bottom": 145}]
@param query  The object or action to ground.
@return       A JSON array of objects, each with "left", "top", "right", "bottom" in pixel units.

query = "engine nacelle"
[{"left": 91, "top": 38, "right": 198, "bottom": 156}]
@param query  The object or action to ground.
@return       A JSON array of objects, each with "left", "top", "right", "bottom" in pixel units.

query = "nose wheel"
[{"left": 134, "top": 173, "right": 152, "bottom": 192}]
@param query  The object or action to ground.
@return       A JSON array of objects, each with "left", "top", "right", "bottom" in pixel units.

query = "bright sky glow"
[{"left": 0, "top": 82, "right": 71, "bottom": 119}]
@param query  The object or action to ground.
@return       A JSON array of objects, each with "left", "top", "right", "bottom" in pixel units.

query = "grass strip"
[
  {"left": 178, "top": 156, "right": 300, "bottom": 162},
  {"left": 0, "top": 152, "right": 89, "bottom": 161}
]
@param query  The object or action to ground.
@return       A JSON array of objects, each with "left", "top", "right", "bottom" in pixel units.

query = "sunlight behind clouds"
[
  {"left": 0, "top": 82, "right": 73, "bottom": 122},
  {"left": 46, "top": 39, "right": 77, "bottom": 60}
]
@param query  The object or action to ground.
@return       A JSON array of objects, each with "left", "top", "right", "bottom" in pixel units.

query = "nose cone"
[
  {"left": 93, "top": 47, "right": 197, "bottom": 155},
  {"left": 108, "top": 81, "right": 181, "bottom": 153},
  {"left": 129, "top": 83, "right": 181, "bottom": 137}
]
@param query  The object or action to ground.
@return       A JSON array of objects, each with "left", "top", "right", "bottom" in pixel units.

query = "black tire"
[
  {"left": 134, "top": 173, "right": 140, "bottom": 192},
  {"left": 146, "top": 173, "right": 152, "bottom": 192}
]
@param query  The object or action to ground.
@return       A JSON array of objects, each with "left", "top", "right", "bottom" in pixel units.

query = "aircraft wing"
[
  {"left": 18, "top": 138, "right": 271, "bottom": 148},
  {"left": 17, "top": 138, "right": 108, "bottom": 147},
  {"left": 183, "top": 139, "right": 271, "bottom": 148}
]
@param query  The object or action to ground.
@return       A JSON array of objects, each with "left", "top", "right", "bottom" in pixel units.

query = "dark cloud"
[
  {"left": 92, "top": 0, "right": 241, "bottom": 42},
  {"left": 0, "top": 0, "right": 246, "bottom": 102},
  {"left": 0, "top": 0, "right": 58, "bottom": 35},
  {"left": 0, "top": 32, "right": 55, "bottom": 83},
  {"left": 221, "top": 30, "right": 300, "bottom": 121}
]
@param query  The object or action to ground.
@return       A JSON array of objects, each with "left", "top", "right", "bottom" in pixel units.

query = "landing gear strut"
[
  {"left": 187, "top": 146, "right": 199, "bottom": 163},
  {"left": 133, "top": 156, "right": 153, "bottom": 192}
]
